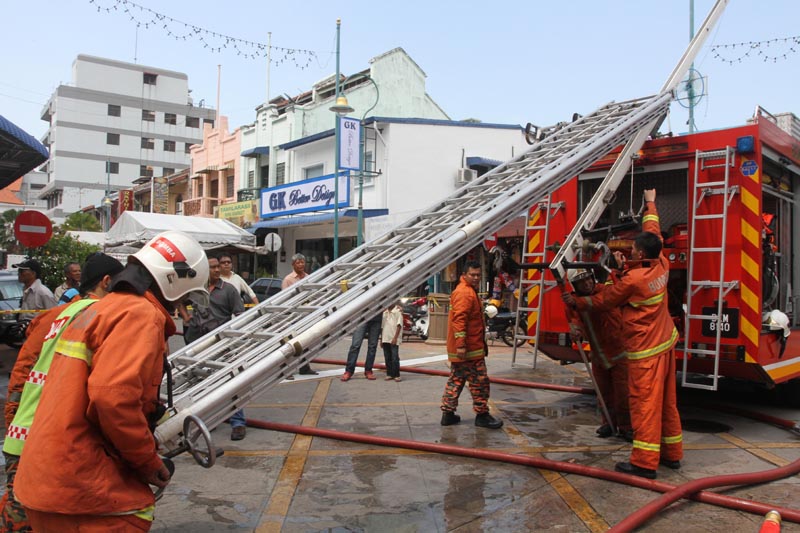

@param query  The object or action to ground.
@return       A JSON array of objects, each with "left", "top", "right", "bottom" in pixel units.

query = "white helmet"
[
  {"left": 569, "top": 268, "right": 594, "bottom": 283},
  {"left": 765, "top": 309, "right": 791, "bottom": 338},
  {"left": 132, "top": 231, "right": 209, "bottom": 302},
  {"left": 485, "top": 304, "right": 499, "bottom": 319}
]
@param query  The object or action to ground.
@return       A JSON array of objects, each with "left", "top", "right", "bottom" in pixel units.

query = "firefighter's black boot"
[
  {"left": 475, "top": 412, "right": 503, "bottom": 429},
  {"left": 440, "top": 411, "right": 461, "bottom": 426}
]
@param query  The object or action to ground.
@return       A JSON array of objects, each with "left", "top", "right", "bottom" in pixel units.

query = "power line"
[
  {"left": 711, "top": 35, "right": 799, "bottom": 64},
  {"left": 88, "top": 0, "right": 318, "bottom": 68}
]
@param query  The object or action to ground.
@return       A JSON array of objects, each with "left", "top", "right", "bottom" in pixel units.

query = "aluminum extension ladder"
[
  {"left": 511, "top": 196, "right": 563, "bottom": 368},
  {"left": 682, "top": 147, "right": 740, "bottom": 391},
  {"left": 155, "top": 92, "right": 674, "bottom": 462}
]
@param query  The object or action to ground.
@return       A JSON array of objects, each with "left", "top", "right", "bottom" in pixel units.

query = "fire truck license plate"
[{"left": 700, "top": 307, "right": 739, "bottom": 338}]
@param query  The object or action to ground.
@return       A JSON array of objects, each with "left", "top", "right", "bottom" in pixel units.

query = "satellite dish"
[{"left": 676, "top": 68, "right": 706, "bottom": 109}]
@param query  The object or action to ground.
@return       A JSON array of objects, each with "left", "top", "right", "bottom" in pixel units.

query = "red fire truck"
[{"left": 526, "top": 108, "right": 800, "bottom": 402}]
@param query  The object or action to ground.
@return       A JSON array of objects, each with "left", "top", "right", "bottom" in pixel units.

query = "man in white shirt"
[
  {"left": 13, "top": 259, "right": 57, "bottom": 324},
  {"left": 218, "top": 253, "right": 258, "bottom": 306},
  {"left": 281, "top": 254, "right": 317, "bottom": 376}
]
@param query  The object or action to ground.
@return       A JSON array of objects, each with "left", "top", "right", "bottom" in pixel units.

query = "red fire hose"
[
  {"left": 245, "top": 419, "right": 800, "bottom": 525},
  {"left": 296, "top": 359, "right": 800, "bottom": 528},
  {"left": 312, "top": 358, "right": 595, "bottom": 395}
]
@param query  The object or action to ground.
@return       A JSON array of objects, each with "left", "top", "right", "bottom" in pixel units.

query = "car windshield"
[{"left": 0, "top": 279, "right": 23, "bottom": 301}]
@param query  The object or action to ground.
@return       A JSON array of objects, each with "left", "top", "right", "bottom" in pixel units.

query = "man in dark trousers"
[{"left": 180, "top": 254, "right": 245, "bottom": 440}]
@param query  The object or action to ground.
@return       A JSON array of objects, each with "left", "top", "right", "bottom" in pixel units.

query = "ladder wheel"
[{"left": 183, "top": 414, "right": 216, "bottom": 468}]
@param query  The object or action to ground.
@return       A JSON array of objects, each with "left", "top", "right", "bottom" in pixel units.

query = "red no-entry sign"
[{"left": 14, "top": 211, "right": 53, "bottom": 248}]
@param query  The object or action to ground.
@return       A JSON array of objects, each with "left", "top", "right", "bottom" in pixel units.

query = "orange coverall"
[
  {"left": 567, "top": 282, "right": 630, "bottom": 431},
  {"left": 14, "top": 290, "right": 175, "bottom": 531},
  {"left": 575, "top": 201, "right": 683, "bottom": 470}
]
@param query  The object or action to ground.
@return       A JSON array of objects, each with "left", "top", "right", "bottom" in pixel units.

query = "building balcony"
[{"left": 182, "top": 196, "right": 220, "bottom": 217}]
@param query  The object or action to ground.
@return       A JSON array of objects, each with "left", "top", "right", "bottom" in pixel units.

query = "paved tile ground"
[{"left": 149, "top": 336, "right": 800, "bottom": 532}]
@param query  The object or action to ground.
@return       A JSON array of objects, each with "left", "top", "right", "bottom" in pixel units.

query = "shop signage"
[
  {"left": 260, "top": 172, "right": 350, "bottom": 218},
  {"left": 216, "top": 200, "right": 260, "bottom": 228},
  {"left": 340, "top": 117, "right": 361, "bottom": 170}
]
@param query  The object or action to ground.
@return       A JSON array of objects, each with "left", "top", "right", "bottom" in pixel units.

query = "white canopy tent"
[{"left": 105, "top": 212, "right": 259, "bottom": 252}]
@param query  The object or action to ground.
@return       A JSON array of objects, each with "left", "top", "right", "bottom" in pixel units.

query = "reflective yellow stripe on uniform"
[
  {"left": 642, "top": 214, "right": 659, "bottom": 224},
  {"left": 134, "top": 505, "right": 155, "bottom": 522},
  {"left": 54, "top": 339, "right": 93, "bottom": 365},
  {"left": 662, "top": 434, "right": 683, "bottom": 444},
  {"left": 633, "top": 439, "right": 661, "bottom": 452},
  {"left": 624, "top": 328, "right": 678, "bottom": 360},
  {"left": 454, "top": 332, "right": 466, "bottom": 338},
  {"left": 629, "top": 291, "right": 665, "bottom": 308}
]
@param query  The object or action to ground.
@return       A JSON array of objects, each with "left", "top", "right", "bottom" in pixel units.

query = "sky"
[{"left": 2, "top": 0, "right": 799, "bottom": 142}]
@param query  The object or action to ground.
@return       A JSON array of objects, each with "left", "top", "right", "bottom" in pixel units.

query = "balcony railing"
[{"left": 182, "top": 197, "right": 220, "bottom": 217}]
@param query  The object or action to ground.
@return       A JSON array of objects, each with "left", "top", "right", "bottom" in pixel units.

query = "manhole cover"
[{"left": 681, "top": 418, "right": 732, "bottom": 433}]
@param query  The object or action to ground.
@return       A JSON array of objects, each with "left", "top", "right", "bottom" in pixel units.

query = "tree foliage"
[
  {"left": 62, "top": 212, "right": 102, "bottom": 232},
  {"left": 21, "top": 227, "right": 101, "bottom": 290}
]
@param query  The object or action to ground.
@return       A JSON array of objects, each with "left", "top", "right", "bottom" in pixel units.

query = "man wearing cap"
[
  {"left": 15, "top": 231, "right": 209, "bottom": 531},
  {"left": 13, "top": 259, "right": 56, "bottom": 324},
  {"left": 1, "top": 252, "right": 124, "bottom": 532}
]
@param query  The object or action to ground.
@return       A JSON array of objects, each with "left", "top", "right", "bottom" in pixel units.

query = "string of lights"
[
  {"left": 88, "top": 0, "right": 317, "bottom": 68},
  {"left": 711, "top": 35, "right": 799, "bottom": 64}
]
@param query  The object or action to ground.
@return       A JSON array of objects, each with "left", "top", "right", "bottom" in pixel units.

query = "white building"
[
  {"left": 38, "top": 55, "right": 216, "bottom": 220},
  {"left": 238, "top": 48, "right": 527, "bottom": 278}
]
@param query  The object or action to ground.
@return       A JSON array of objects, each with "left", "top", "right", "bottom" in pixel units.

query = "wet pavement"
[{"left": 149, "top": 336, "right": 800, "bottom": 532}]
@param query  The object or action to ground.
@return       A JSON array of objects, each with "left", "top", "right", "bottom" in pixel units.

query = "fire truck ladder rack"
[
  {"left": 512, "top": 196, "right": 564, "bottom": 368},
  {"left": 682, "top": 147, "right": 741, "bottom": 391},
  {"left": 155, "top": 92, "right": 674, "bottom": 462}
]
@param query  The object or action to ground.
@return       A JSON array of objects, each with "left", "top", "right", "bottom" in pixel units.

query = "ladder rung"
[
  {"left": 173, "top": 356, "right": 228, "bottom": 369},
  {"left": 696, "top": 181, "right": 728, "bottom": 188},
  {"left": 685, "top": 348, "right": 718, "bottom": 356},
  {"left": 515, "top": 306, "right": 539, "bottom": 312},
  {"left": 693, "top": 213, "right": 724, "bottom": 221},
  {"left": 692, "top": 247, "right": 723, "bottom": 253},
  {"left": 697, "top": 149, "right": 730, "bottom": 159},
  {"left": 686, "top": 313, "right": 719, "bottom": 320}
]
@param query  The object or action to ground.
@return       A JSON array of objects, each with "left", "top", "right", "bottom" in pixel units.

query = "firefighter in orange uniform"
[
  {"left": 565, "top": 268, "right": 630, "bottom": 439},
  {"left": 14, "top": 231, "right": 209, "bottom": 532},
  {"left": 563, "top": 189, "right": 682, "bottom": 479}
]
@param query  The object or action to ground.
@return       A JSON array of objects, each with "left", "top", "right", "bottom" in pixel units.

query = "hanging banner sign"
[
  {"left": 260, "top": 172, "right": 350, "bottom": 218},
  {"left": 339, "top": 117, "right": 361, "bottom": 171},
  {"left": 151, "top": 177, "right": 169, "bottom": 214},
  {"left": 118, "top": 189, "right": 134, "bottom": 214}
]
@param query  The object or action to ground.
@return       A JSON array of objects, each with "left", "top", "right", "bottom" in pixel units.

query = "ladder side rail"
[
  {"left": 159, "top": 93, "right": 676, "bottom": 446},
  {"left": 168, "top": 93, "right": 674, "bottom": 400},
  {"left": 709, "top": 147, "right": 736, "bottom": 390},
  {"left": 549, "top": 0, "right": 729, "bottom": 276},
  {"left": 683, "top": 149, "right": 706, "bottom": 387},
  {"left": 512, "top": 200, "right": 549, "bottom": 367},
  {"left": 169, "top": 95, "right": 669, "bottom": 369}
]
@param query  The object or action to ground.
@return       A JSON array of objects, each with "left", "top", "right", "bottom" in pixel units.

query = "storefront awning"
[
  {"left": 248, "top": 208, "right": 388, "bottom": 232},
  {"left": 0, "top": 114, "right": 49, "bottom": 188},
  {"left": 241, "top": 146, "right": 270, "bottom": 158}
]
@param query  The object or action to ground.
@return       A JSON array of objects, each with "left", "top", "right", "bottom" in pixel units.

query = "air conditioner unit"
[{"left": 456, "top": 168, "right": 477, "bottom": 185}]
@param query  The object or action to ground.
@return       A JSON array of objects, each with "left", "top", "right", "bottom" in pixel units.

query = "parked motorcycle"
[
  {"left": 401, "top": 296, "right": 429, "bottom": 341},
  {"left": 485, "top": 301, "right": 526, "bottom": 347}
]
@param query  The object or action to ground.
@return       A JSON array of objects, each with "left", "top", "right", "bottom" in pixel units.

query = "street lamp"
[
  {"left": 328, "top": 19, "right": 354, "bottom": 260},
  {"left": 103, "top": 159, "right": 112, "bottom": 232},
  {"left": 339, "top": 73, "right": 379, "bottom": 246}
]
